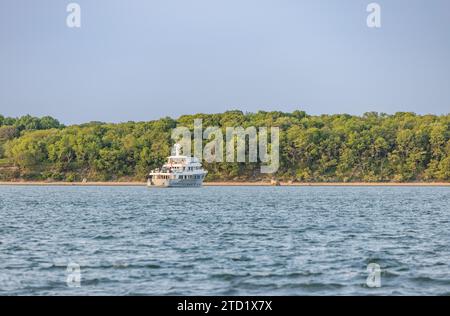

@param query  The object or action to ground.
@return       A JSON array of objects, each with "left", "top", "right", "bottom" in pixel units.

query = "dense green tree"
[
  {"left": 0, "top": 126, "right": 19, "bottom": 141},
  {"left": 0, "top": 112, "right": 449, "bottom": 182}
]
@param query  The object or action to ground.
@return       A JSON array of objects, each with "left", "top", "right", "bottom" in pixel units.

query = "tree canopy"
[{"left": 0, "top": 112, "right": 448, "bottom": 182}]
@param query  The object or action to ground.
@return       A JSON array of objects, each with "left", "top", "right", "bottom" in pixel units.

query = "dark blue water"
[{"left": 0, "top": 185, "right": 449, "bottom": 295}]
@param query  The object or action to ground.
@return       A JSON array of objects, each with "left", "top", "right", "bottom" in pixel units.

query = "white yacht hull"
[{"left": 147, "top": 178, "right": 204, "bottom": 188}]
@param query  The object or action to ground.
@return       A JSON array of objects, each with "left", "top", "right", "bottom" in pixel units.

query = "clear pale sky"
[{"left": 1, "top": 0, "right": 449, "bottom": 124}]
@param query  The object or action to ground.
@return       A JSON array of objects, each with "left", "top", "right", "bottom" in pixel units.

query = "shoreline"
[{"left": 0, "top": 181, "right": 449, "bottom": 187}]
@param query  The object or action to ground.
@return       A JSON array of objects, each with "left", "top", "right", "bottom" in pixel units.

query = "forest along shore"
[
  {"left": 1, "top": 111, "right": 449, "bottom": 183},
  {"left": 0, "top": 181, "right": 449, "bottom": 187}
]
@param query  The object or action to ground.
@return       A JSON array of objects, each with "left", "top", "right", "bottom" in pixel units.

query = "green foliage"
[
  {"left": 0, "top": 126, "right": 19, "bottom": 141},
  {"left": 0, "top": 111, "right": 449, "bottom": 182},
  {"left": 0, "top": 114, "right": 63, "bottom": 132}
]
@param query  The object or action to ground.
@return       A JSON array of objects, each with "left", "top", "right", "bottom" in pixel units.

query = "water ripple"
[{"left": 0, "top": 186, "right": 449, "bottom": 295}]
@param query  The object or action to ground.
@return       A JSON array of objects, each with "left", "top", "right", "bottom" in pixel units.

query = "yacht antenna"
[{"left": 174, "top": 143, "right": 182, "bottom": 156}]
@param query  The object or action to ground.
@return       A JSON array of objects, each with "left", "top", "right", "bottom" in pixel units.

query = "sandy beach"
[
  {"left": 205, "top": 182, "right": 450, "bottom": 187},
  {"left": 0, "top": 181, "right": 448, "bottom": 187}
]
